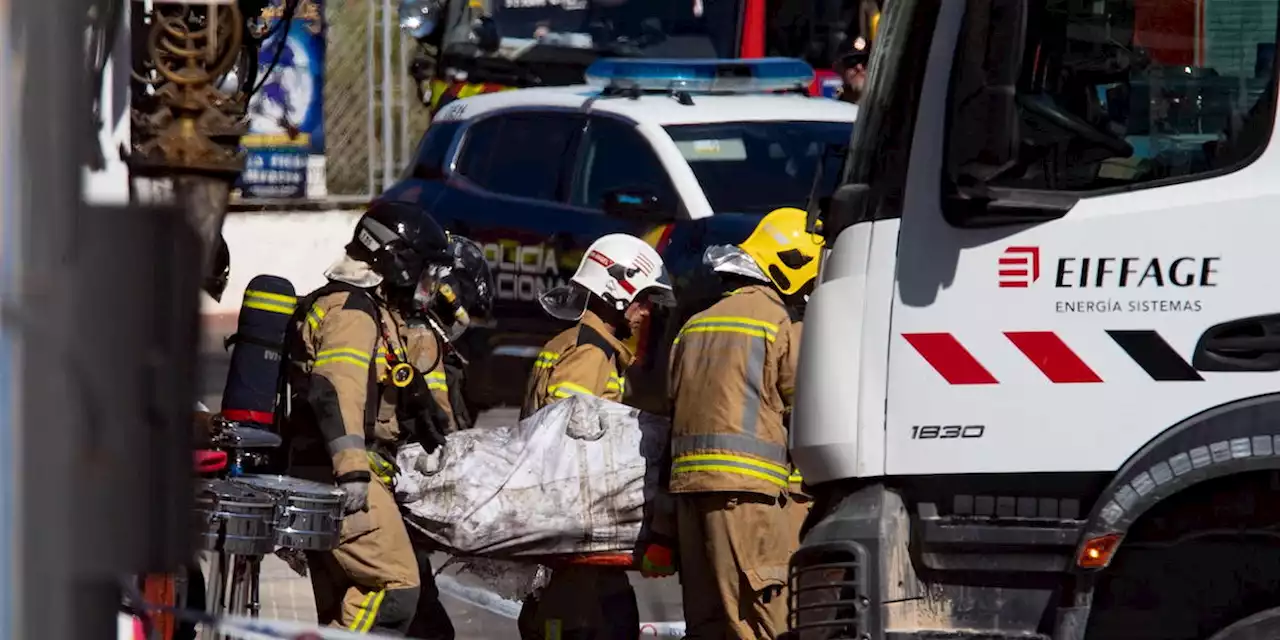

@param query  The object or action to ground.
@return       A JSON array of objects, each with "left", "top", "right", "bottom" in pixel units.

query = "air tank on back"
[{"left": 220, "top": 275, "right": 297, "bottom": 429}]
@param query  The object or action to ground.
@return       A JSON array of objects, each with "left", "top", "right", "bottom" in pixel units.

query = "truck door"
[{"left": 884, "top": 0, "right": 1280, "bottom": 478}]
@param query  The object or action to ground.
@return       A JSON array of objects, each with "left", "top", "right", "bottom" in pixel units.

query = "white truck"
[{"left": 790, "top": 1, "right": 1280, "bottom": 639}]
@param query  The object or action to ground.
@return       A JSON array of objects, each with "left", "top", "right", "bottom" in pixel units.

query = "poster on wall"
[{"left": 237, "top": 0, "right": 326, "bottom": 199}]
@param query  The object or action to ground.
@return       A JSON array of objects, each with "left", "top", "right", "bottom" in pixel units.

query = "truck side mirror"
[{"left": 602, "top": 188, "right": 673, "bottom": 222}]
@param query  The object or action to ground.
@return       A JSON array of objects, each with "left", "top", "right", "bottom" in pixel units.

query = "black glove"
[{"left": 395, "top": 365, "right": 450, "bottom": 454}]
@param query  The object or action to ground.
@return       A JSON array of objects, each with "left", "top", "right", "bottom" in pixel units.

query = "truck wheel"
[{"left": 1207, "top": 607, "right": 1280, "bottom": 640}]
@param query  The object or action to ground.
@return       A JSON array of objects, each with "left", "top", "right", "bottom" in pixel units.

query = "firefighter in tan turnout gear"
[
  {"left": 283, "top": 201, "right": 457, "bottom": 634},
  {"left": 518, "top": 233, "right": 677, "bottom": 640},
  {"left": 668, "top": 207, "right": 823, "bottom": 639}
]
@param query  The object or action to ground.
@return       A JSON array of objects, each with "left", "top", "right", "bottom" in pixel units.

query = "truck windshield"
[
  {"left": 664, "top": 120, "right": 854, "bottom": 215},
  {"left": 458, "top": 0, "right": 742, "bottom": 59}
]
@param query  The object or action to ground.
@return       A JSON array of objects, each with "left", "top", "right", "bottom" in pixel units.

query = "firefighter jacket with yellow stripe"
[
  {"left": 284, "top": 282, "right": 454, "bottom": 484},
  {"left": 668, "top": 284, "right": 802, "bottom": 498},
  {"left": 520, "top": 310, "right": 634, "bottom": 420}
]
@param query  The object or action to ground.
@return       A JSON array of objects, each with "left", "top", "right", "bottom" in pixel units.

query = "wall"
[{"left": 203, "top": 209, "right": 362, "bottom": 330}]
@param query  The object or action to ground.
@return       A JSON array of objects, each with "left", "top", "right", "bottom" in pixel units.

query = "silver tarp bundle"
[{"left": 395, "top": 395, "right": 672, "bottom": 558}]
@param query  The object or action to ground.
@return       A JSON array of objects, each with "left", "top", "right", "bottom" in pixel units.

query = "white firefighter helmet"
[{"left": 539, "top": 233, "right": 675, "bottom": 321}]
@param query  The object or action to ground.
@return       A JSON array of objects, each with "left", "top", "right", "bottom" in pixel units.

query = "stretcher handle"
[{"left": 550, "top": 552, "right": 637, "bottom": 568}]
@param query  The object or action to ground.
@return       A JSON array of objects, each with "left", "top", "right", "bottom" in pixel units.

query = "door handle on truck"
[{"left": 1193, "top": 314, "right": 1280, "bottom": 372}]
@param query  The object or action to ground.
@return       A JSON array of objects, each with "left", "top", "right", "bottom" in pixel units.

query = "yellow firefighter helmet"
[{"left": 738, "top": 207, "right": 825, "bottom": 295}]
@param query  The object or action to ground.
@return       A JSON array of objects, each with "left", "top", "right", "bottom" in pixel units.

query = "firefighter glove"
[
  {"left": 640, "top": 543, "right": 675, "bottom": 578},
  {"left": 338, "top": 478, "right": 370, "bottom": 515},
  {"left": 395, "top": 368, "right": 450, "bottom": 454}
]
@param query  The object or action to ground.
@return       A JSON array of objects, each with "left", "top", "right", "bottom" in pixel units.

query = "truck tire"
[{"left": 1207, "top": 607, "right": 1280, "bottom": 640}]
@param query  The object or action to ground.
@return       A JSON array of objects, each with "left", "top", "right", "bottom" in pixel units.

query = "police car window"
[
  {"left": 456, "top": 113, "right": 580, "bottom": 201},
  {"left": 664, "top": 121, "right": 853, "bottom": 214},
  {"left": 573, "top": 117, "right": 679, "bottom": 214},
  {"left": 402, "top": 121, "right": 461, "bottom": 181},
  {"left": 948, "top": 0, "right": 1280, "bottom": 194}
]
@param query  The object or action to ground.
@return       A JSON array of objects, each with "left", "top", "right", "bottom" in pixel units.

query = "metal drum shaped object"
[
  {"left": 195, "top": 479, "right": 278, "bottom": 556},
  {"left": 232, "top": 474, "right": 345, "bottom": 551}
]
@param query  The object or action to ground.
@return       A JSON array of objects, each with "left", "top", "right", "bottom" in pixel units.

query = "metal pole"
[
  {"left": 381, "top": 0, "right": 395, "bottom": 193},
  {"left": 399, "top": 37, "right": 412, "bottom": 172},
  {"left": 366, "top": 3, "right": 377, "bottom": 197},
  {"left": 14, "top": 0, "right": 121, "bottom": 636},
  {"left": 0, "top": 0, "right": 20, "bottom": 636}
]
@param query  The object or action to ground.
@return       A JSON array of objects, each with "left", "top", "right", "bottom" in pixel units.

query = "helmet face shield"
[
  {"left": 642, "top": 267, "right": 676, "bottom": 308},
  {"left": 538, "top": 285, "right": 590, "bottom": 322}
]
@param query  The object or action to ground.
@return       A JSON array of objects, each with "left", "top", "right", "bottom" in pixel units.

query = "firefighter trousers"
[
  {"left": 407, "top": 526, "right": 457, "bottom": 640},
  {"left": 517, "top": 566, "right": 639, "bottom": 640},
  {"left": 306, "top": 479, "right": 420, "bottom": 634},
  {"left": 676, "top": 492, "right": 796, "bottom": 640}
]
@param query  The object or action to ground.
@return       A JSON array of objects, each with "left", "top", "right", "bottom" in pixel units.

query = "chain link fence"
[{"left": 323, "top": 0, "right": 431, "bottom": 199}]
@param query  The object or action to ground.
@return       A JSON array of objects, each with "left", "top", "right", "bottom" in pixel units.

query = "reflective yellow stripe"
[
  {"left": 534, "top": 351, "right": 560, "bottom": 369},
  {"left": 367, "top": 452, "right": 395, "bottom": 486},
  {"left": 671, "top": 453, "right": 790, "bottom": 489},
  {"left": 315, "top": 347, "right": 371, "bottom": 369},
  {"left": 376, "top": 346, "right": 408, "bottom": 360},
  {"left": 358, "top": 589, "right": 386, "bottom": 632},
  {"left": 545, "top": 618, "right": 563, "bottom": 640},
  {"left": 548, "top": 382, "right": 595, "bottom": 399},
  {"left": 306, "top": 304, "right": 327, "bottom": 330},
  {"left": 606, "top": 373, "right": 626, "bottom": 394},
  {"left": 244, "top": 299, "right": 296, "bottom": 315},
  {"left": 674, "top": 316, "right": 779, "bottom": 345},
  {"left": 426, "top": 371, "right": 448, "bottom": 392},
  {"left": 349, "top": 591, "right": 375, "bottom": 630},
  {"left": 245, "top": 289, "right": 297, "bottom": 305},
  {"left": 789, "top": 471, "right": 804, "bottom": 483}
]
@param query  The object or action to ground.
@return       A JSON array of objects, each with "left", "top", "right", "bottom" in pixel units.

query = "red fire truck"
[{"left": 399, "top": 0, "right": 883, "bottom": 111}]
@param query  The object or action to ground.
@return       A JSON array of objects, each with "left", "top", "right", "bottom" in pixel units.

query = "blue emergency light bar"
[{"left": 584, "top": 58, "right": 815, "bottom": 94}]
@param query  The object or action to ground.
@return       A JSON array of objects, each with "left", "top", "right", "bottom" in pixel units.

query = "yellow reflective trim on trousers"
[
  {"left": 425, "top": 371, "right": 448, "bottom": 392},
  {"left": 534, "top": 351, "right": 560, "bottom": 369},
  {"left": 243, "top": 299, "right": 297, "bottom": 315},
  {"left": 548, "top": 381, "right": 595, "bottom": 399},
  {"left": 671, "top": 453, "right": 790, "bottom": 488},
  {"left": 348, "top": 590, "right": 375, "bottom": 630},
  {"left": 350, "top": 589, "right": 386, "bottom": 632},
  {"left": 545, "top": 618, "right": 563, "bottom": 640},
  {"left": 306, "top": 304, "right": 327, "bottom": 330}
]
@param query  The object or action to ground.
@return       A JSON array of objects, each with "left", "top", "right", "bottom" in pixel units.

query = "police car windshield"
[
  {"left": 480, "top": 0, "right": 740, "bottom": 58},
  {"left": 664, "top": 121, "right": 854, "bottom": 215}
]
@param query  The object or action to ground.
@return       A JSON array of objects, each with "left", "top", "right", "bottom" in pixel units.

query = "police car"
[{"left": 380, "top": 57, "right": 857, "bottom": 415}]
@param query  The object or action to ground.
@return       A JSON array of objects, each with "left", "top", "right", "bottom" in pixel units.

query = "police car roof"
[{"left": 432, "top": 85, "right": 858, "bottom": 126}]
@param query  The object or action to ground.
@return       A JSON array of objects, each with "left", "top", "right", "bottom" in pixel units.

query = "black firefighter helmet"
[
  {"left": 349, "top": 200, "right": 452, "bottom": 291},
  {"left": 203, "top": 235, "right": 231, "bottom": 302}
]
